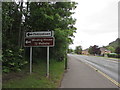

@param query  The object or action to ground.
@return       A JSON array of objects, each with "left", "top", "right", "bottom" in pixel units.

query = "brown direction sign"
[{"left": 25, "top": 37, "right": 54, "bottom": 47}]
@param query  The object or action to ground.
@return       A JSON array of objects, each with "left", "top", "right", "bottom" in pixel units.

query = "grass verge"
[{"left": 2, "top": 59, "right": 65, "bottom": 88}]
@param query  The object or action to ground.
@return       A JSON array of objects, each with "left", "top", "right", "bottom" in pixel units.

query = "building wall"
[
  {"left": 100, "top": 48, "right": 111, "bottom": 55},
  {"left": 82, "top": 48, "right": 111, "bottom": 55},
  {"left": 82, "top": 50, "right": 89, "bottom": 55}
]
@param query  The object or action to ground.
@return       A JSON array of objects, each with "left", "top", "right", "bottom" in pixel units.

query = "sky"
[
  {"left": 69, "top": 0, "right": 119, "bottom": 50},
  {"left": 7, "top": 0, "right": 119, "bottom": 50}
]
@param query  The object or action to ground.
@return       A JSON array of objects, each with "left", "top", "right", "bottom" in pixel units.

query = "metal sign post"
[
  {"left": 30, "top": 47, "right": 32, "bottom": 74},
  {"left": 24, "top": 31, "right": 54, "bottom": 76},
  {"left": 47, "top": 46, "right": 49, "bottom": 77}
]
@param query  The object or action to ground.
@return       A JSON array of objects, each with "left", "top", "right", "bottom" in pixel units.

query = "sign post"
[
  {"left": 24, "top": 31, "right": 54, "bottom": 77},
  {"left": 47, "top": 46, "right": 49, "bottom": 77},
  {"left": 30, "top": 47, "right": 32, "bottom": 74}
]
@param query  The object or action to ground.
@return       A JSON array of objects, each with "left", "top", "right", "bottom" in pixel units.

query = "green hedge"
[{"left": 107, "top": 53, "right": 120, "bottom": 58}]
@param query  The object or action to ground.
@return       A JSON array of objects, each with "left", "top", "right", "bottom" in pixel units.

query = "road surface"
[
  {"left": 60, "top": 54, "right": 119, "bottom": 88},
  {"left": 70, "top": 54, "right": 119, "bottom": 82}
]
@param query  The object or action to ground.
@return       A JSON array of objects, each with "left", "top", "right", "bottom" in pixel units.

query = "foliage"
[
  {"left": 2, "top": 48, "right": 28, "bottom": 73},
  {"left": 74, "top": 46, "right": 82, "bottom": 54},
  {"left": 68, "top": 48, "right": 74, "bottom": 53},
  {"left": 2, "top": 2, "right": 28, "bottom": 73},
  {"left": 106, "top": 38, "right": 120, "bottom": 53},
  {"left": 25, "top": 2, "right": 77, "bottom": 61},
  {"left": 117, "top": 54, "right": 120, "bottom": 58},
  {"left": 2, "top": 2, "right": 77, "bottom": 72},
  {"left": 106, "top": 46, "right": 115, "bottom": 53},
  {"left": 107, "top": 53, "right": 120, "bottom": 58},
  {"left": 115, "top": 46, "right": 120, "bottom": 54},
  {"left": 3, "top": 60, "right": 64, "bottom": 88},
  {"left": 2, "top": 2, "right": 23, "bottom": 48},
  {"left": 88, "top": 45, "right": 101, "bottom": 55},
  {"left": 108, "top": 38, "right": 120, "bottom": 48}
]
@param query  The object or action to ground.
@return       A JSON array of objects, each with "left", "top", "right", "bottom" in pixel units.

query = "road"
[
  {"left": 70, "top": 54, "right": 119, "bottom": 82},
  {"left": 60, "top": 54, "right": 119, "bottom": 88}
]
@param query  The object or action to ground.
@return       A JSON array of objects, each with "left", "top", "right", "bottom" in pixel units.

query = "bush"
[
  {"left": 116, "top": 54, "right": 120, "bottom": 58},
  {"left": 107, "top": 53, "right": 120, "bottom": 58},
  {"left": 2, "top": 48, "right": 28, "bottom": 73}
]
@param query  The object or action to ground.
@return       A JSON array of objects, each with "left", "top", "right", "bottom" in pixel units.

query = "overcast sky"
[{"left": 70, "top": 0, "right": 119, "bottom": 50}]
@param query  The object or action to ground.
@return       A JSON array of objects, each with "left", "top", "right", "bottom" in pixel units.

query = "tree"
[
  {"left": 115, "top": 46, "right": 120, "bottom": 54},
  {"left": 75, "top": 46, "right": 82, "bottom": 54},
  {"left": 68, "top": 48, "right": 74, "bottom": 53},
  {"left": 25, "top": 2, "right": 77, "bottom": 61},
  {"left": 106, "top": 46, "right": 115, "bottom": 53},
  {"left": 88, "top": 45, "right": 101, "bottom": 55},
  {"left": 2, "top": 2, "right": 78, "bottom": 72},
  {"left": 2, "top": 2, "right": 28, "bottom": 72}
]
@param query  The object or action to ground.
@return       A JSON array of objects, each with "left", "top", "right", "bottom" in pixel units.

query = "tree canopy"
[
  {"left": 115, "top": 46, "right": 120, "bottom": 54},
  {"left": 68, "top": 48, "right": 74, "bottom": 53},
  {"left": 74, "top": 46, "right": 82, "bottom": 54},
  {"left": 88, "top": 45, "right": 101, "bottom": 55},
  {"left": 2, "top": 2, "right": 77, "bottom": 72}
]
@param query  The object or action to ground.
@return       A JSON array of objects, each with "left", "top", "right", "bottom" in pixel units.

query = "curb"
[{"left": 58, "top": 69, "right": 68, "bottom": 88}]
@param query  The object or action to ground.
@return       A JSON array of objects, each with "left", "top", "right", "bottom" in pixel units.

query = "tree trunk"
[{"left": 18, "top": 1, "right": 23, "bottom": 48}]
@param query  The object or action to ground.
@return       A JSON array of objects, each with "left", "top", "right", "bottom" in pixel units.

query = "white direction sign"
[{"left": 26, "top": 31, "right": 53, "bottom": 37}]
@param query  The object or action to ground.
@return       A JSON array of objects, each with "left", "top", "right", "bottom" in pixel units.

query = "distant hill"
[{"left": 108, "top": 38, "right": 120, "bottom": 48}]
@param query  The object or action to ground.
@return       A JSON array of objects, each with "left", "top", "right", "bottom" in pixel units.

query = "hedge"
[{"left": 107, "top": 53, "right": 120, "bottom": 58}]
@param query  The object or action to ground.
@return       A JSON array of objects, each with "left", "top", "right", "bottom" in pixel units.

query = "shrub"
[
  {"left": 2, "top": 48, "right": 28, "bottom": 73},
  {"left": 116, "top": 54, "right": 120, "bottom": 58},
  {"left": 107, "top": 53, "right": 120, "bottom": 58}
]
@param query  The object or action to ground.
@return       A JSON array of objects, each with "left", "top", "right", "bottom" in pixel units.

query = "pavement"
[{"left": 60, "top": 55, "right": 119, "bottom": 88}]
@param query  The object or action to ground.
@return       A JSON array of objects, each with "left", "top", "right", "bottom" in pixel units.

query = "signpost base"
[
  {"left": 30, "top": 47, "right": 32, "bottom": 74},
  {"left": 47, "top": 46, "right": 49, "bottom": 78}
]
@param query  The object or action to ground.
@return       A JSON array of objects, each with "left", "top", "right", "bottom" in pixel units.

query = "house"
[
  {"left": 100, "top": 47, "right": 111, "bottom": 55},
  {"left": 82, "top": 49, "right": 89, "bottom": 55},
  {"left": 82, "top": 47, "right": 111, "bottom": 56}
]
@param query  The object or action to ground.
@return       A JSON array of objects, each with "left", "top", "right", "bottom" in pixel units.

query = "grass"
[
  {"left": 2, "top": 59, "right": 65, "bottom": 88},
  {"left": 92, "top": 55, "right": 120, "bottom": 61},
  {"left": 80, "top": 54, "right": 120, "bottom": 61}
]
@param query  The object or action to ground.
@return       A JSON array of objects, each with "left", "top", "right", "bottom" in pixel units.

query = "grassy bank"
[{"left": 2, "top": 59, "right": 65, "bottom": 88}]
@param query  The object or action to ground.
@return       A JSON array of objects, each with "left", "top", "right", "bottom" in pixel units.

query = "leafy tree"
[
  {"left": 68, "top": 48, "right": 74, "bottom": 53},
  {"left": 109, "top": 38, "right": 120, "bottom": 48},
  {"left": 2, "top": 2, "right": 77, "bottom": 72},
  {"left": 115, "top": 46, "right": 120, "bottom": 54},
  {"left": 25, "top": 2, "right": 77, "bottom": 61},
  {"left": 75, "top": 46, "right": 82, "bottom": 54},
  {"left": 2, "top": 48, "right": 27, "bottom": 73},
  {"left": 106, "top": 46, "right": 115, "bottom": 53},
  {"left": 2, "top": 2, "right": 28, "bottom": 73},
  {"left": 88, "top": 45, "right": 101, "bottom": 55}
]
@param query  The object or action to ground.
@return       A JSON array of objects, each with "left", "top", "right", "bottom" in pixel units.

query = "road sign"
[
  {"left": 26, "top": 31, "right": 53, "bottom": 37},
  {"left": 24, "top": 31, "right": 54, "bottom": 77},
  {"left": 24, "top": 37, "right": 54, "bottom": 47}
]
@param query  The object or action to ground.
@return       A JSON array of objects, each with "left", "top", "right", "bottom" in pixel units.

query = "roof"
[{"left": 100, "top": 47, "right": 111, "bottom": 52}]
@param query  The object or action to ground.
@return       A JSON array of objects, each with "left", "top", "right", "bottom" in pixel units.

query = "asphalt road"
[
  {"left": 60, "top": 54, "right": 119, "bottom": 88},
  {"left": 70, "top": 54, "right": 119, "bottom": 82}
]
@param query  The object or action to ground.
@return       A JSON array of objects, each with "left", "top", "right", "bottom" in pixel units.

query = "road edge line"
[{"left": 84, "top": 62, "right": 120, "bottom": 87}]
